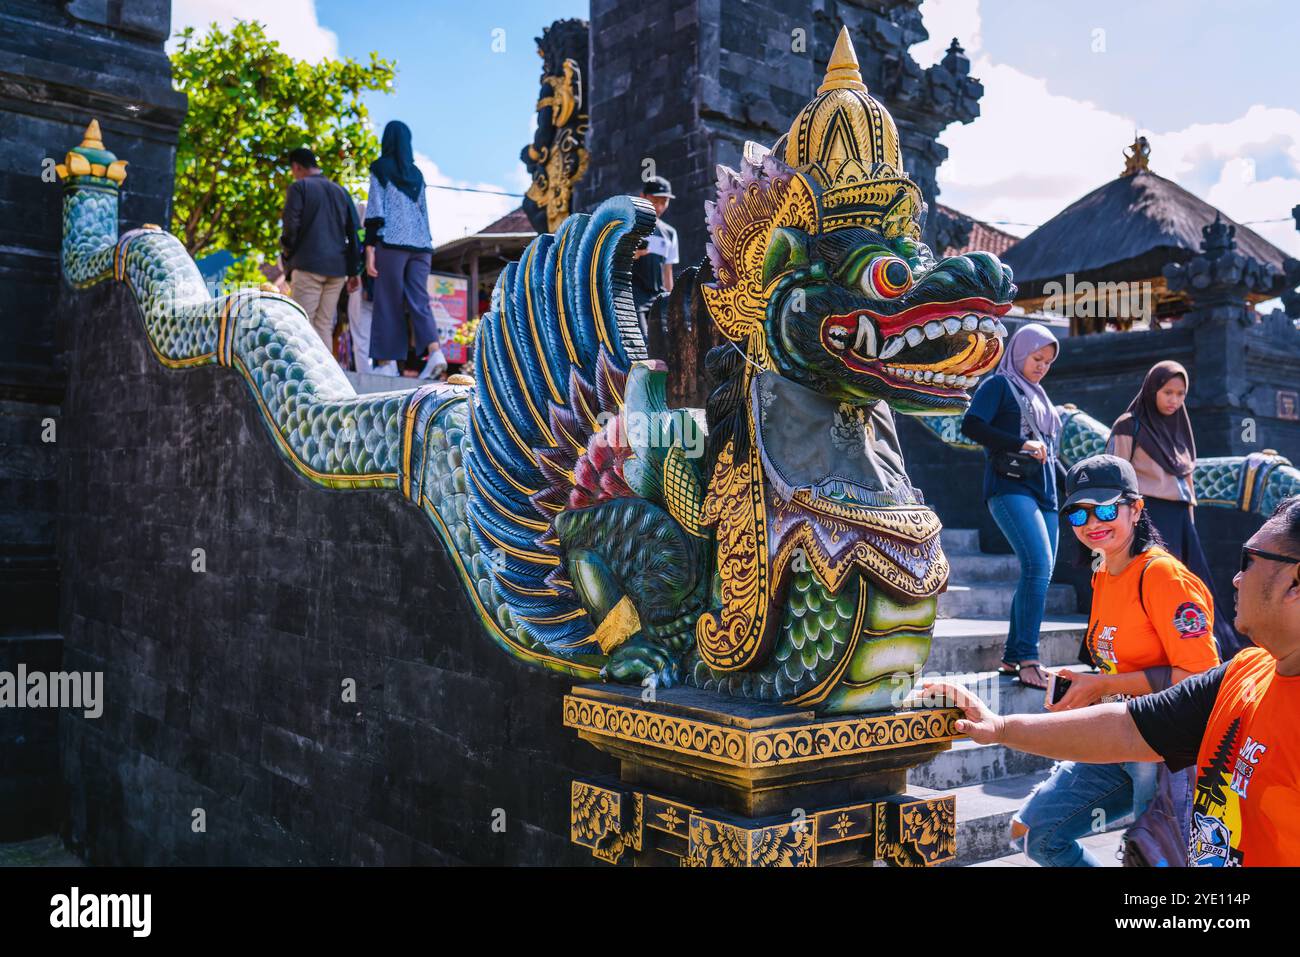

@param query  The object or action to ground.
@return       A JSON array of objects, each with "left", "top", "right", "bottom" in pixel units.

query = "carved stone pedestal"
[{"left": 565, "top": 684, "right": 960, "bottom": 867}]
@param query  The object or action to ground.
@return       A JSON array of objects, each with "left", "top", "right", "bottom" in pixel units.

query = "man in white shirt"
[{"left": 631, "top": 175, "right": 679, "bottom": 342}]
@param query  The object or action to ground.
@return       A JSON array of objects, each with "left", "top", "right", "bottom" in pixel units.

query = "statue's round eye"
[{"left": 862, "top": 257, "right": 913, "bottom": 299}]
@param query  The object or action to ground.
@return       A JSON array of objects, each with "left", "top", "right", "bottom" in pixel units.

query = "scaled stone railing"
[
  {"left": 55, "top": 121, "right": 593, "bottom": 679},
  {"left": 916, "top": 405, "right": 1300, "bottom": 517}
]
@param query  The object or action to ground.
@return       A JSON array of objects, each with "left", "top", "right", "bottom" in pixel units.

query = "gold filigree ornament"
[
  {"left": 695, "top": 433, "right": 775, "bottom": 672},
  {"left": 538, "top": 58, "right": 581, "bottom": 129},
  {"left": 701, "top": 148, "right": 819, "bottom": 351}
]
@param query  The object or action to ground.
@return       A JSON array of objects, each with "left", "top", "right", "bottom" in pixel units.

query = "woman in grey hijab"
[{"left": 962, "top": 323, "right": 1063, "bottom": 689}]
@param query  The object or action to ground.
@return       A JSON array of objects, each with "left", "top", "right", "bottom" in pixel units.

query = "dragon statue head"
[{"left": 703, "top": 27, "right": 1014, "bottom": 415}]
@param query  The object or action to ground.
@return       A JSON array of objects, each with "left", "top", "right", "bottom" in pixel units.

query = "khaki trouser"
[{"left": 291, "top": 270, "right": 346, "bottom": 350}]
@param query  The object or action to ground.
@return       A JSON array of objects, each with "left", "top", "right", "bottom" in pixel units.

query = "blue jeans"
[
  {"left": 987, "top": 493, "right": 1058, "bottom": 663},
  {"left": 1015, "top": 761, "right": 1157, "bottom": 866}
]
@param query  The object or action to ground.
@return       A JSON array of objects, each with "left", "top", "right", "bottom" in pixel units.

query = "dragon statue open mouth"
[
  {"left": 56, "top": 26, "right": 1300, "bottom": 721},
  {"left": 454, "top": 24, "right": 1020, "bottom": 713},
  {"left": 820, "top": 298, "right": 1009, "bottom": 397}
]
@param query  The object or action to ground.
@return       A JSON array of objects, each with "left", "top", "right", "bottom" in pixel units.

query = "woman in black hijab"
[
  {"left": 363, "top": 120, "right": 445, "bottom": 379},
  {"left": 1106, "top": 361, "right": 1243, "bottom": 655}
]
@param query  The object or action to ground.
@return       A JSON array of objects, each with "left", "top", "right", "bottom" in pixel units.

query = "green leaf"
[{"left": 169, "top": 19, "right": 395, "bottom": 261}]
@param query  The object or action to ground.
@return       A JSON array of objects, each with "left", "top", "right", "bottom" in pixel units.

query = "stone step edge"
[{"left": 909, "top": 772, "right": 1134, "bottom": 865}]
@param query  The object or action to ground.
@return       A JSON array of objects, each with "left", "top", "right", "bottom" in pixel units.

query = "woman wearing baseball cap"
[{"left": 1009, "top": 453, "right": 1220, "bottom": 866}]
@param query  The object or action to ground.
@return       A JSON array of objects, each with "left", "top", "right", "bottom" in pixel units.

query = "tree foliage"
[{"left": 170, "top": 20, "right": 395, "bottom": 269}]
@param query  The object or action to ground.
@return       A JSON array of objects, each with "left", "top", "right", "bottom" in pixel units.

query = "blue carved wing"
[{"left": 466, "top": 195, "right": 657, "bottom": 658}]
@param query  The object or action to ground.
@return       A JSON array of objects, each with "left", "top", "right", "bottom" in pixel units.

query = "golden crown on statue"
[{"left": 773, "top": 27, "right": 923, "bottom": 240}]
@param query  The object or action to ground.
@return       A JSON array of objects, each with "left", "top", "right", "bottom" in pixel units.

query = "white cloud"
[
  {"left": 920, "top": 0, "right": 1300, "bottom": 260},
  {"left": 414, "top": 152, "right": 528, "bottom": 248},
  {"left": 169, "top": 0, "right": 338, "bottom": 62},
  {"left": 934, "top": 57, "right": 1135, "bottom": 237},
  {"left": 912, "top": 0, "right": 983, "bottom": 66},
  {"left": 1157, "top": 107, "right": 1300, "bottom": 258}
]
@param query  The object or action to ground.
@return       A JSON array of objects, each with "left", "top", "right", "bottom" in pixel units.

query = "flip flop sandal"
[
  {"left": 997, "top": 661, "right": 1020, "bottom": 677},
  {"left": 1017, "top": 663, "right": 1050, "bottom": 690}
]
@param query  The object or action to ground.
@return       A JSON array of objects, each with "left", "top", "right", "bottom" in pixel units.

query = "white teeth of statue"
[
  {"left": 942, "top": 317, "right": 962, "bottom": 335},
  {"left": 924, "top": 321, "right": 944, "bottom": 340},
  {"left": 994, "top": 320, "right": 1008, "bottom": 336},
  {"left": 904, "top": 327, "right": 925, "bottom": 347},
  {"left": 962, "top": 315, "right": 979, "bottom": 331},
  {"left": 855, "top": 317, "right": 878, "bottom": 356},
  {"left": 879, "top": 337, "right": 904, "bottom": 360},
  {"left": 922, "top": 370, "right": 935, "bottom": 382},
  {"left": 978, "top": 318, "right": 996, "bottom": 333}
]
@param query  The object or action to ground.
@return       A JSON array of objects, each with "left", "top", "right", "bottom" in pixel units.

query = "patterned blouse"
[{"left": 363, "top": 174, "right": 433, "bottom": 252}]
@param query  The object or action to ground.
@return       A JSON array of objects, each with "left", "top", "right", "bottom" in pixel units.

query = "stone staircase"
[{"left": 913, "top": 528, "right": 1127, "bottom": 867}]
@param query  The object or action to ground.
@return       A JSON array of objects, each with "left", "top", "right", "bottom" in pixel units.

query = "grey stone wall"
[
  {"left": 0, "top": 0, "right": 184, "bottom": 631},
  {"left": 0, "top": 634, "right": 63, "bottom": 840},
  {"left": 1, "top": 0, "right": 185, "bottom": 839},
  {"left": 579, "top": 0, "right": 980, "bottom": 271},
  {"left": 56, "top": 282, "right": 614, "bottom": 865}
]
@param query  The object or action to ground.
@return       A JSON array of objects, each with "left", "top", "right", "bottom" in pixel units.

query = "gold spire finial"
[
  {"left": 81, "top": 119, "right": 105, "bottom": 151},
  {"left": 55, "top": 118, "right": 127, "bottom": 185},
  {"left": 818, "top": 26, "right": 867, "bottom": 94},
  {"left": 1122, "top": 134, "right": 1151, "bottom": 176}
]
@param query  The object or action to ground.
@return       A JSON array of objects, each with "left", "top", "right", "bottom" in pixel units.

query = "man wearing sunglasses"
[{"left": 926, "top": 493, "right": 1300, "bottom": 866}]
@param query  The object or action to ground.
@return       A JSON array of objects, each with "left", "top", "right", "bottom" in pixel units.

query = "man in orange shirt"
[{"left": 928, "top": 494, "right": 1300, "bottom": 866}]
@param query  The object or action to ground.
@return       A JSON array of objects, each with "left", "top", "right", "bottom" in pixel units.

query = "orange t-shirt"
[
  {"left": 1190, "top": 648, "right": 1300, "bottom": 866},
  {"left": 1086, "top": 546, "right": 1220, "bottom": 676}
]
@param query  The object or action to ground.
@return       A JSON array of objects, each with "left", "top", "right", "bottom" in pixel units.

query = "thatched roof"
[{"left": 1001, "top": 169, "right": 1288, "bottom": 299}]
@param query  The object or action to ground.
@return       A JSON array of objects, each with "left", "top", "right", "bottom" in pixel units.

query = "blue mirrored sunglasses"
[{"left": 1066, "top": 502, "right": 1120, "bottom": 527}]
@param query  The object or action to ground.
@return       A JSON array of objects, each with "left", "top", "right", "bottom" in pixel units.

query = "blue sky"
[
  {"left": 977, "top": 0, "right": 1295, "bottom": 132},
  {"left": 317, "top": 0, "right": 586, "bottom": 190},
  {"left": 172, "top": 0, "right": 1300, "bottom": 256}
]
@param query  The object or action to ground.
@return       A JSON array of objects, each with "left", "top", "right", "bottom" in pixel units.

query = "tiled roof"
[
  {"left": 481, "top": 207, "right": 536, "bottom": 234},
  {"left": 936, "top": 203, "right": 1019, "bottom": 258}
]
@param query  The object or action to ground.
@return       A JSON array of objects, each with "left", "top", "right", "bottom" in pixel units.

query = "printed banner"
[{"left": 428, "top": 271, "right": 469, "bottom": 364}]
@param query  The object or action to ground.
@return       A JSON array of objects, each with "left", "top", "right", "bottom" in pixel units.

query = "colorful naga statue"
[
  {"left": 57, "top": 30, "right": 1299, "bottom": 719},
  {"left": 457, "top": 27, "right": 1014, "bottom": 714}
]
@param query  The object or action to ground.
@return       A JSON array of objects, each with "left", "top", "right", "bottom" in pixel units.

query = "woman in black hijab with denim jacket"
[{"left": 364, "top": 121, "right": 446, "bottom": 379}]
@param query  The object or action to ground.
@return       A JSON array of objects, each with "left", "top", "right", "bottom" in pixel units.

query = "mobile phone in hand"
[{"left": 1045, "top": 672, "right": 1071, "bottom": 708}]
